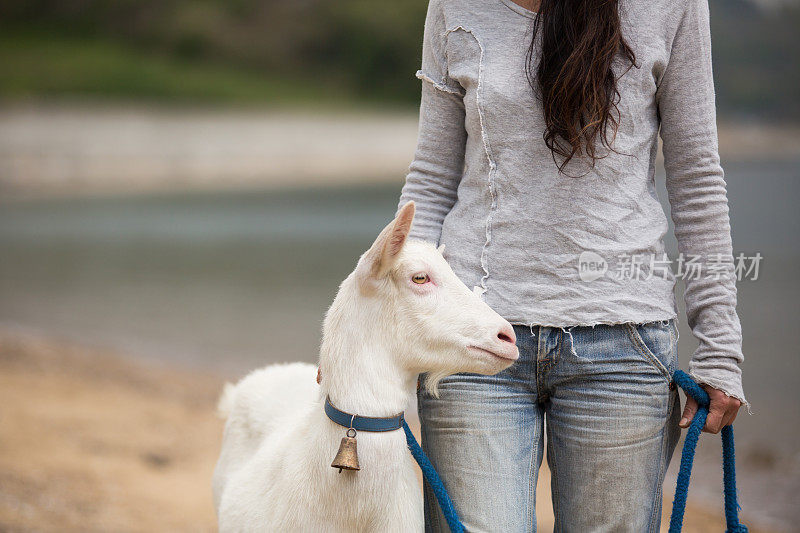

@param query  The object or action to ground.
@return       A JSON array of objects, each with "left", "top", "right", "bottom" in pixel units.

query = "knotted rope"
[{"left": 669, "top": 370, "right": 747, "bottom": 533}]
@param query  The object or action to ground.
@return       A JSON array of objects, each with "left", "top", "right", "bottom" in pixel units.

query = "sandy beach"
[
  {"left": 0, "top": 327, "right": 772, "bottom": 532},
  {"left": 0, "top": 329, "right": 222, "bottom": 531}
]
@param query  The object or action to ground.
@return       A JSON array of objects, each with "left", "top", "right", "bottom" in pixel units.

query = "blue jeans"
[{"left": 417, "top": 320, "right": 682, "bottom": 532}]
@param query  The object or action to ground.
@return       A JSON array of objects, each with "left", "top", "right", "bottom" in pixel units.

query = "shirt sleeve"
[
  {"left": 656, "top": 0, "right": 747, "bottom": 405},
  {"left": 397, "top": 0, "right": 467, "bottom": 245}
]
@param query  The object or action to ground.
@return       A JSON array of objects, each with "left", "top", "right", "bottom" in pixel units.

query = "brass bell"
[{"left": 331, "top": 428, "right": 360, "bottom": 472}]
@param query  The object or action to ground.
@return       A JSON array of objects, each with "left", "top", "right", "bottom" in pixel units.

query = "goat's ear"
[{"left": 359, "top": 201, "right": 415, "bottom": 280}]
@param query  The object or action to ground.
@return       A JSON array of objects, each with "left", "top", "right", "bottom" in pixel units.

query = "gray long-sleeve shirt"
[{"left": 397, "top": 0, "right": 747, "bottom": 404}]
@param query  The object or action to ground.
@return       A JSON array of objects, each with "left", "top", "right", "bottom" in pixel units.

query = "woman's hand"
[{"left": 678, "top": 384, "right": 742, "bottom": 434}]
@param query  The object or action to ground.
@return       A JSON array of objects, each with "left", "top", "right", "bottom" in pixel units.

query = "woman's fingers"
[
  {"left": 679, "top": 396, "right": 697, "bottom": 428},
  {"left": 681, "top": 385, "right": 743, "bottom": 434},
  {"left": 704, "top": 402, "right": 726, "bottom": 434},
  {"left": 706, "top": 386, "right": 742, "bottom": 434},
  {"left": 679, "top": 386, "right": 743, "bottom": 432},
  {"left": 721, "top": 408, "right": 739, "bottom": 429}
]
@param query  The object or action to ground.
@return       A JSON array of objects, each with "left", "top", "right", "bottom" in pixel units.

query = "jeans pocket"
[{"left": 624, "top": 320, "right": 676, "bottom": 382}]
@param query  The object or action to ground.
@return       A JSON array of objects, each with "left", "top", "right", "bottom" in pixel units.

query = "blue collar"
[{"left": 324, "top": 395, "right": 405, "bottom": 432}]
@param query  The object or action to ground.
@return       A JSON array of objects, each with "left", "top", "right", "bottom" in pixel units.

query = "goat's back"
[
  {"left": 221, "top": 362, "right": 318, "bottom": 428},
  {"left": 212, "top": 362, "right": 318, "bottom": 512}
]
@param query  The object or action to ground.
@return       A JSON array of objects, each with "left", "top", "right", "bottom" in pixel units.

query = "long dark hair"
[{"left": 526, "top": 0, "right": 637, "bottom": 173}]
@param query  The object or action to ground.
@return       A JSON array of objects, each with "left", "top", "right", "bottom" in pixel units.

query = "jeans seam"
[
  {"left": 669, "top": 319, "right": 679, "bottom": 375},
  {"left": 647, "top": 385, "right": 676, "bottom": 532},
  {"left": 535, "top": 328, "right": 546, "bottom": 402},
  {"left": 548, "top": 429, "right": 561, "bottom": 533},
  {"left": 427, "top": 479, "right": 444, "bottom": 532},
  {"left": 527, "top": 411, "right": 537, "bottom": 532},
  {"left": 417, "top": 392, "right": 444, "bottom": 533},
  {"left": 625, "top": 322, "right": 672, "bottom": 382},
  {"left": 667, "top": 319, "right": 676, "bottom": 375}
]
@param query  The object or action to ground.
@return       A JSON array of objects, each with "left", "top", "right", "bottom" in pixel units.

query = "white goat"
[{"left": 212, "top": 202, "right": 519, "bottom": 532}]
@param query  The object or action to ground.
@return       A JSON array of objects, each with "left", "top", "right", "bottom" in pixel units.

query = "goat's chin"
[
  {"left": 475, "top": 357, "right": 515, "bottom": 376},
  {"left": 421, "top": 358, "right": 513, "bottom": 398}
]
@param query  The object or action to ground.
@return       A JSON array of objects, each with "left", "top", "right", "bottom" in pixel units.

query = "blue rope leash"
[
  {"left": 403, "top": 421, "right": 464, "bottom": 533},
  {"left": 403, "top": 370, "right": 745, "bottom": 533},
  {"left": 670, "top": 370, "right": 747, "bottom": 533}
]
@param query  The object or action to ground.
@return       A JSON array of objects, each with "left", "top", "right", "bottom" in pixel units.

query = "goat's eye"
[{"left": 411, "top": 272, "right": 430, "bottom": 284}]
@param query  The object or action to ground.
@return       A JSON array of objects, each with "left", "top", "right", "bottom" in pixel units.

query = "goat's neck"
[
  {"left": 321, "top": 340, "right": 415, "bottom": 418},
  {"left": 320, "top": 293, "right": 416, "bottom": 418}
]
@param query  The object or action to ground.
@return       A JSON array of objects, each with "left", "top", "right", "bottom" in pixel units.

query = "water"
[
  {"left": 1, "top": 160, "right": 798, "bottom": 529},
  {"left": 0, "top": 185, "right": 403, "bottom": 373}
]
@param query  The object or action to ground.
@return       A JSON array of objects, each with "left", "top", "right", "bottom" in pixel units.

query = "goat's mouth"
[{"left": 468, "top": 344, "right": 519, "bottom": 362}]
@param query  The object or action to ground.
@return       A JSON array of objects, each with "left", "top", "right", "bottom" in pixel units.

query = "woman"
[{"left": 397, "top": 0, "right": 746, "bottom": 530}]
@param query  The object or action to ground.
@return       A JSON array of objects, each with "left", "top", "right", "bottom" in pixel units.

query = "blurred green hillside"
[{"left": 1, "top": 0, "right": 798, "bottom": 118}]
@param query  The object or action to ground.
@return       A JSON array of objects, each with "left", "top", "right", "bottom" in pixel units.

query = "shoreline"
[{"left": 1, "top": 104, "right": 799, "bottom": 201}]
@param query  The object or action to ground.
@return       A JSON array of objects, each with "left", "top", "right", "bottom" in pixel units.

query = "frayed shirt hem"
[
  {"left": 506, "top": 312, "right": 679, "bottom": 329},
  {"left": 689, "top": 372, "right": 751, "bottom": 414}
]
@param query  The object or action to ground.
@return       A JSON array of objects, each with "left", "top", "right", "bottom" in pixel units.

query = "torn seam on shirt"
[
  {"left": 445, "top": 25, "right": 496, "bottom": 298},
  {"left": 415, "top": 70, "right": 464, "bottom": 96}
]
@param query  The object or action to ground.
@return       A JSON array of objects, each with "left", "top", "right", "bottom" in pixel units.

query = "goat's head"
[{"left": 336, "top": 201, "right": 518, "bottom": 395}]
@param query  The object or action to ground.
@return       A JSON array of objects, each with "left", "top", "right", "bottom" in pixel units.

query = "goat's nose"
[{"left": 497, "top": 324, "right": 516, "bottom": 345}]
